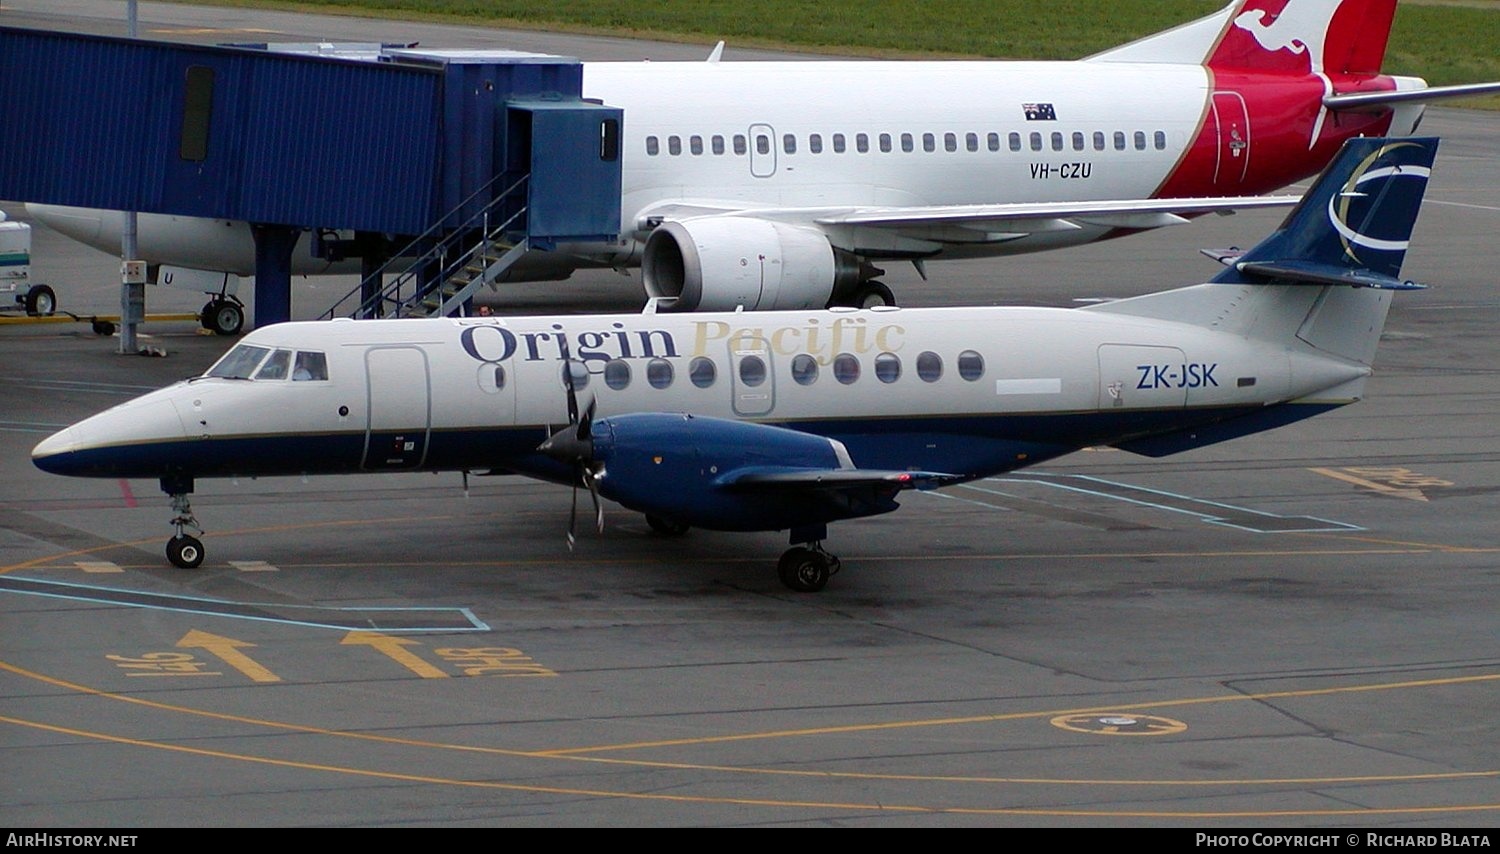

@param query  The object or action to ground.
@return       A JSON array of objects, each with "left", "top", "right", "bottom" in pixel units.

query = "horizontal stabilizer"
[
  {"left": 1325, "top": 80, "right": 1500, "bottom": 110},
  {"left": 1234, "top": 259, "right": 1425, "bottom": 290}
]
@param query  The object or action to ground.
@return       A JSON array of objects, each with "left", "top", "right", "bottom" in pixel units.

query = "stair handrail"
[{"left": 318, "top": 172, "right": 529, "bottom": 320}]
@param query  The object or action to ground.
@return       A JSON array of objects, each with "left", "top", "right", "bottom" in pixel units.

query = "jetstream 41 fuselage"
[
  {"left": 33, "top": 136, "right": 1440, "bottom": 591},
  {"left": 28, "top": 0, "right": 1482, "bottom": 316}
]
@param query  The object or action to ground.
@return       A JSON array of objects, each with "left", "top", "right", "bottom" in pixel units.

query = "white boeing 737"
[
  {"left": 26, "top": 0, "right": 1497, "bottom": 315},
  {"left": 33, "top": 136, "right": 1439, "bottom": 591}
]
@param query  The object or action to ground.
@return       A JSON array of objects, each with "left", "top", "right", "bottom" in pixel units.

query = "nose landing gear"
[{"left": 162, "top": 478, "right": 205, "bottom": 569}]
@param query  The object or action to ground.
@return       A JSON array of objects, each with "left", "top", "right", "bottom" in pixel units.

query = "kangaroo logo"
[
  {"left": 1232, "top": 0, "right": 1345, "bottom": 73},
  {"left": 1329, "top": 142, "right": 1428, "bottom": 263}
]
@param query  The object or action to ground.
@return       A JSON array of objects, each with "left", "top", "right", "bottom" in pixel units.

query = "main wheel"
[
  {"left": 851, "top": 281, "right": 895, "bottom": 309},
  {"left": 645, "top": 514, "right": 690, "bottom": 536},
  {"left": 24, "top": 284, "right": 56, "bottom": 317},
  {"left": 166, "top": 534, "right": 205, "bottom": 569},
  {"left": 203, "top": 299, "right": 244, "bottom": 336},
  {"left": 777, "top": 547, "right": 831, "bottom": 593}
]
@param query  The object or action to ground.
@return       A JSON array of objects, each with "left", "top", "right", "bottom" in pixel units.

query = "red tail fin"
[{"left": 1207, "top": 0, "right": 1397, "bottom": 75}]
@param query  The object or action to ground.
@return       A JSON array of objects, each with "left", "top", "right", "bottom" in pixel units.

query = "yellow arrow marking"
[
  {"left": 176, "top": 630, "right": 281, "bottom": 683},
  {"left": 1308, "top": 467, "right": 1429, "bottom": 501},
  {"left": 342, "top": 632, "right": 448, "bottom": 679}
]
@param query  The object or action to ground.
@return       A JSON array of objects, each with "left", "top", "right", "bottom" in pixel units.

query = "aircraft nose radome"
[{"left": 32, "top": 427, "right": 80, "bottom": 474}]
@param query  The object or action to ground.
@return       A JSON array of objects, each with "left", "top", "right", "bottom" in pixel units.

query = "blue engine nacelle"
[{"left": 591, "top": 413, "right": 903, "bottom": 532}]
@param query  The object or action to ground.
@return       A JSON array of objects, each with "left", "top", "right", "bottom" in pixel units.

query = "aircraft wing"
[{"left": 636, "top": 194, "right": 1301, "bottom": 249}]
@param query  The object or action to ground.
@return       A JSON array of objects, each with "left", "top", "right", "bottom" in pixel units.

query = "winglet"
[{"left": 706, "top": 41, "right": 724, "bottom": 63}]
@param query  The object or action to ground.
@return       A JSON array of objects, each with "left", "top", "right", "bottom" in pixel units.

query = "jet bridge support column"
[{"left": 251, "top": 224, "right": 300, "bottom": 328}]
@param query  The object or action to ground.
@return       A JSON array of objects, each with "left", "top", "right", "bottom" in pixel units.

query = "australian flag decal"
[{"left": 1023, "top": 102, "right": 1056, "bottom": 121}]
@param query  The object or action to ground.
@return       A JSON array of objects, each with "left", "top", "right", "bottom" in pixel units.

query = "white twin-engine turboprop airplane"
[
  {"left": 34, "top": 136, "right": 1438, "bottom": 591},
  {"left": 25, "top": 0, "right": 1494, "bottom": 313}
]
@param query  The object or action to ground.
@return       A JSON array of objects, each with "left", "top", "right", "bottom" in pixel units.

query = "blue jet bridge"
[{"left": 0, "top": 27, "right": 623, "bottom": 327}]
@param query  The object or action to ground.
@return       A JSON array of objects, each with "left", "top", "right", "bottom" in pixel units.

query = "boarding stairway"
[{"left": 320, "top": 173, "right": 530, "bottom": 320}]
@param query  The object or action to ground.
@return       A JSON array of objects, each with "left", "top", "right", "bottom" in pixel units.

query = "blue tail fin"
[{"left": 1212, "top": 137, "right": 1438, "bottom": 290}]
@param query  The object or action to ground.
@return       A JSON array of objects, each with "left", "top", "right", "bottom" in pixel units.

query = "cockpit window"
[
  {"left": 254, "top": 349, "right": 292, "bottom": 380},
  {"left": 293, "top": 351, "right": 328, "bottom": 381},
  {"left": 206, "top": 344, "right": 269, "bottom": 379}
]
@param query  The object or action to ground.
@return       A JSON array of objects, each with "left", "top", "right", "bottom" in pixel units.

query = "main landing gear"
[
  {"left": 777, "top": 543, "right": 841, "bottom": 593},
  {"left": 162, "top": 477, "right": 205, "bottom": 569},
  {"left": 642, "top": 514, "right": 841, "bottom": 593},
  {"left": 828, "top": 280, "right": 896, "bottom": 310}
]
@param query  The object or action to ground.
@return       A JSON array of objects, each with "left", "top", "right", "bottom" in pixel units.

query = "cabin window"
[
  {"left": 668, "top": 135, "right": 682, "bottom": 156},
  {"left": 756, "top": 134, "right": 771, "bottom": 155},
  {"left": 711, "top": 135, "right": 725, "bottom": 155},
  {"left": 180, "top": 65, "right": 214, "bottom": 162},
  {"left": 790, "top": 354, "right": 818, "bottom": 386},
  {"left": 855, "top": 133, "right": 869, "bottom": 153},
  {"left": 1093, "top": 131, "right": 1106, "bottom": 151},
  {"left": 1134, "top": 130, "right": 1147, "bottom": 150},
  {"left": 958, "top": 350, "right": 985, "bottom": 381},
  {"left": 689, "top": 356, "right": 717, "bottom": 388},
  {"left": 783, "top": 133, "right": 796, "bottom": 154},
  {"left": 733, "top": 134, "right": 747, "bottom": 155},
  {"left": 944, "top": 132, "right": 957, "bottom": 152},
  {"left": 922, "top": 132, "right": 935, "bottom": 153},
  {"left": 1114, "top": 131, "right": 1126, "bottom": 151},
  {"left": 901, "top": 132, "right": 914, "bottom": 153},
  {"left": 563, "top": 360, "right": 590, "bottom": 391},
  {"left": 966, "top": 132, "right": 979, "bottom": 152},
  {"left": 647, "top": 358, "right": 674, "bottom": 389},
  {"left": 916, "top": 351, "right": 942, "bottom": 383},
  {"left": 483, "top": 364, "right": 505, "bottom": 392},
  {"left": 1154, "top": 130, "right": 1168, "bottom": 150},
  {"left": 808, "top": 133, "right": 822, "bottom": 154},
  {"left": 738, "top": 355, "right": 767, "bottom": 387},
  {"left": 645, "top": 136, "right": 660, "bottom": 156},
  {"left": 1029, "top": 132, "right": 1042, "bottom": 151},
  {"left": 604, "top": 359, "right": 631, "bottom": 390},
  {"left": 833, "top": 353, "right": 860, "bottom": 385},
  {"left": 879, "top": 133, "right": 892, "bottom": 153},
  {"left": 1009, "top": 132, "right": 1022, "bottom": 152},
  {"left": 1051, "top": 131, "right": 1064, "bottom": 151},
  {"left": 987, "top": 132, "right": 1000, "bottom": 152},
  {"left": 690, "top": 135, "right": 704, "bottom": 155},
  {"left": 293, "top": 351, "right": 327, "bottom": 381},
  {"left": 1072, "top": 131, "right": 1085, "bottom": 151},
  {"left": 832, "top": 133, "right": 846, "bottom": 153},
  {"left": 875, "top": 352, "right": 901, "bottom": 384},
  {"left": 206, "top": 344, "right": 269, "bottom": 379}
]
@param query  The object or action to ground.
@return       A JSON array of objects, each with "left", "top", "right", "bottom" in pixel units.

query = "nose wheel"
[
  {"left": 167, "top": 533, "right": 205, "bottom": 569},
  {"left": 164, "top": 487, "right": 205, "bottom": 569}
]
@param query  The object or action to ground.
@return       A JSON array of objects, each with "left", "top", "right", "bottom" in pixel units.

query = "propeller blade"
[
  {"left": 578, "top": 396, "right": 596, "bottom": 443},
  {"left": 559, "top": 336, "right": 579, "bottom": 425},
  {"left": 567, "top": 479, "right": 579, "bottom": 551},
  {"left": 584, "top": 468, "right": 604, "bottom": 533}
]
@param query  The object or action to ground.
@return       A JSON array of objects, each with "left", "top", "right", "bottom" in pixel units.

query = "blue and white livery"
[{"left": 33, "top": 137, "right": 1440, "bottom": 591}]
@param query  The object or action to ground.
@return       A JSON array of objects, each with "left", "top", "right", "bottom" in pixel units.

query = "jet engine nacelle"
[{"left": 641, "top": 217, "right": 861, "bottom": 312}]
